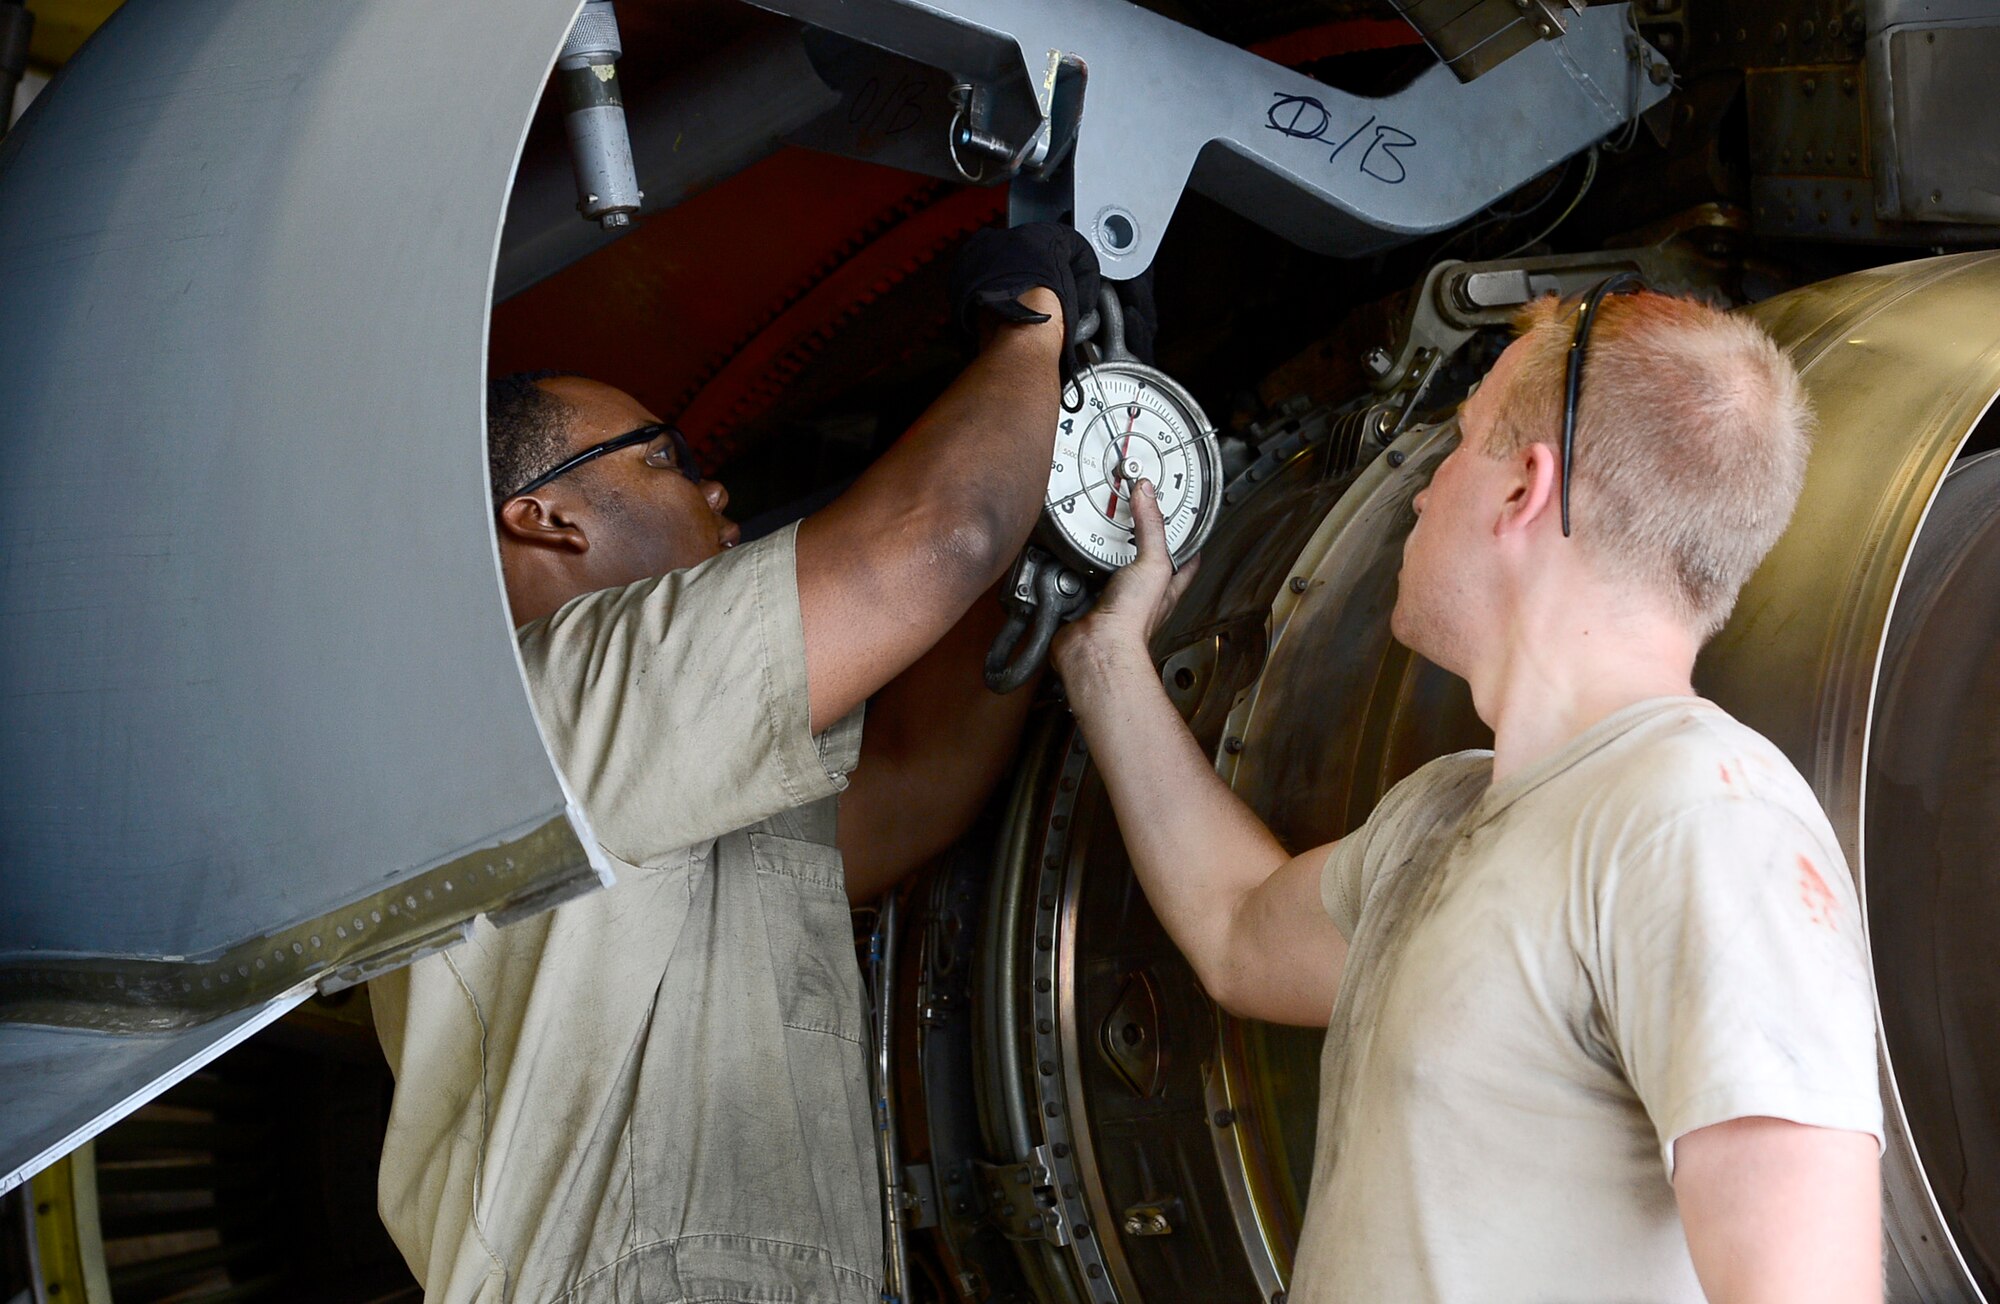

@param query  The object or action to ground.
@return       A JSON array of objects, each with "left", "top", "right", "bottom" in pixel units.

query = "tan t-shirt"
[
  {"left": 372, "top": 526, "right": 882, "bottom": 1304},
  {"left": 1290, "top": 697, "right": 1882, "bottom": 1304}
]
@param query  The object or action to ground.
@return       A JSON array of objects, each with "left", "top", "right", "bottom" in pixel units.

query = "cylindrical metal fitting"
[
  {"left": 0, "top": 0, "right": 33, "bottom": 140},
  {"left": 557, "top": 0, "right": 641, "bottom": 229}
]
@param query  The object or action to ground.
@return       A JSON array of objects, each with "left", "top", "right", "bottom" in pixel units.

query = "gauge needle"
[
  {"left": 1106, "top": 408, "right": 1139, "bottom": 518},
  {"left": 1046, "top": 427, "right": 1218, "bottom": 515}
]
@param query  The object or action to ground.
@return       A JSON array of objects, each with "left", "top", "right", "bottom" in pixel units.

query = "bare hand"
[{"left": 1051, "top": 479, "right": 1199, "bottom": 674}]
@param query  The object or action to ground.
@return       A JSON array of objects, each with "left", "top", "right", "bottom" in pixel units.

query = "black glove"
[{"left": 949, "top": 222, "right": 1102, "bottom": 363}]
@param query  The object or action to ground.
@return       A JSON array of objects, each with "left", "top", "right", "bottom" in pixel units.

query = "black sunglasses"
[
  {"left": 501, "top": 421, "right": 703, "bottom": 501},
  {"left": 1559, "top": 271, "right": 1646, "bottom": 538}
]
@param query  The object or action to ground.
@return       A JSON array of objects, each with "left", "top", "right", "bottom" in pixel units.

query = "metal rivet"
[
  {"left": 1289, "top": 576, "right": 1308, "bottom": 593},
  {"left": 1387, "top": 449, "right": 1407, "bottom": 468},
  {"left": 1224, "top": 736, "right": 1244, "bottom": 754},
  {"left": 1213, "top": 1108, "right": 1236, "bottom": 1127}
]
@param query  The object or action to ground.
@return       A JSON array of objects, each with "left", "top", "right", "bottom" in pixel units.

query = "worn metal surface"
[
  {"left": 1710, "top": 252, "right": 2000, "bottom": 1300},
  {"left": 1867, "top": 3, "right": 2000, "bottom": 225},
  {"left": 1395, "top": 0, "right": 1587, "bottom": 83},
  {"left": 744, "top": 0, "right": 1670, "bottom": 275},
  {"left": 0, "top": 0, "right": 604, "bottom": 1184}
]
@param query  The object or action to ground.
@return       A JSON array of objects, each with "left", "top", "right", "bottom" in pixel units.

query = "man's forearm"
[
  {"left": 1060, "top": 634, "right": 1293, "bottom": 998},
  {"left": 795, "top": 289, "right": 1064, "bottom": 731},
  {"left": 814, "top": 289, "right": 1063, "bottom": 591}
]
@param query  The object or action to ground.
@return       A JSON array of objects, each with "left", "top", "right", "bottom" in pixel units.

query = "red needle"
[{"left": 1105, "top": 408, "right": 1140, "bottom": 518}]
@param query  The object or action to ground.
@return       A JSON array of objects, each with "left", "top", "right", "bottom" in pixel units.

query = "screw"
[
  {"left": 1802, "top": 18, "right": 1817, "bottom": 39},
  {"left": 1387, "top": 449, "right": 1407, "bottom": 468},
  {"left": 1289, "top": 576, "right": 1309, "bottom": 594},
  {"left": 1802, "top": 75, "right": 1817, "bottom": 94},
  {"left": 1223, "top": 736, "right": 1244, "bottom": 754},
  {"left": 1213, "top": 1108, "right": 1237, "bottom": 1127}
]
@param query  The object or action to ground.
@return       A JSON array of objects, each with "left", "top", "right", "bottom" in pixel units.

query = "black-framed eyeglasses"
[
  {"left": 1559, "top": 271, "right": 1646, "bottom": 538},
  {"left": 501, "top": 421, "right": 703, "bottom": 501}
]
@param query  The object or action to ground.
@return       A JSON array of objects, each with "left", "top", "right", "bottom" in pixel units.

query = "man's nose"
[
  {"left": 703, "top": 479, "right": 729, "bottom": 514},
  {"left": 1411, "top": 486, "right": 1428, "bottom": 515}
]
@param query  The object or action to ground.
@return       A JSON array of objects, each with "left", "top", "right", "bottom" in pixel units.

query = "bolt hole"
[
  {"left": 1120, "top": 1022, "right": 1143, "bottom": 1046},
  {"left": 1101, "top": 211, "right": 1136, "bottom": 252},
  {"left": 1173, "top": 667, "right": 1196, "bottom": 690}
]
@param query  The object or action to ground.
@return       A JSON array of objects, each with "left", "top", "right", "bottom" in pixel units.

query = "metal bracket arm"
[{"left": 744, "top": 0, "right": 1672, "bottom": 274}]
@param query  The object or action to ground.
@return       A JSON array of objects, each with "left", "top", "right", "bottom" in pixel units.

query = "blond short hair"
[{"left": 1489, "top": 292, "right": 1814, "bottom": 638}]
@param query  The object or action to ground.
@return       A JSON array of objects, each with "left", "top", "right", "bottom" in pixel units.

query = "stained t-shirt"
[
  {"left": 371, "top": 525, "right": 881, "bottom": 1304},
  {"left": 1289, "top": 697, "right": 1882, "bottom": 1304}
]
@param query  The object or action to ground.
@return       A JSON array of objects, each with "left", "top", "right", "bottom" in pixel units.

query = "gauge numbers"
[{"left": 1045, "top": 364, "right": 1213, "bottom": 572}]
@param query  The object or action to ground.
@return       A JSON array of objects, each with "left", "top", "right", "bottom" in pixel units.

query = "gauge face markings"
[{"left": 1045, "top": 365, "right": 1211, "bottom": 571}]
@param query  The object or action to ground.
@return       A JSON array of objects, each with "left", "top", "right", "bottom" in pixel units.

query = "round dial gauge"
[{"left": 1042, "top": 360, "right": 1222, "bottom": 574}]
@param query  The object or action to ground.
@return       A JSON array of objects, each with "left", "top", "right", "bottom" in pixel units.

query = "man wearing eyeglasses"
[
  {"left": 371, "top": 224, "right": 1097, "bottom": 1304},
  {"left": 1051, "top": 289, "right": 1884, "bottom": 1303}
]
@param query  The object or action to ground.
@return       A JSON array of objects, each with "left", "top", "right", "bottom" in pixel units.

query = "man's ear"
[
  {"left": 496, "top": 492, "right": 589, "bottom": 554},
  {"left": 1497, "top": 441, "right": 1560, "bottom": 537}
]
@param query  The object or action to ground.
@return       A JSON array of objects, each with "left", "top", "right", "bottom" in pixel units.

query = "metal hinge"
[{"left": 975, "top": 1144, "right": 1070, "bottom": 1246}]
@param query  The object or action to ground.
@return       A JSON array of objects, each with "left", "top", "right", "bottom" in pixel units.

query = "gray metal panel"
[
  {"left": 1865, "top": 1, "right": 2000, "bottom": 225},
  {"left": 0, "top": 988, "right": 309, "bottom": 1197},
  {"left": 0, "top": 0, "right": 604, "bottom": 1101}
]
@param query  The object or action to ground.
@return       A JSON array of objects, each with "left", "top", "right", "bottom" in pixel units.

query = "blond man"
[{"left": 1052, "top": 290, "right": 1884, "bottom": 1303}]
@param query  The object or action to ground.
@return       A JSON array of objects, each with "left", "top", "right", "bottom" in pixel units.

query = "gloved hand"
[{"left": 949, "top": 222, "right": 1102, "bottom": 361}]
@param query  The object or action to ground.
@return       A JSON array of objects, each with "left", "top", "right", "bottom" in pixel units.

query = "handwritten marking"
[
  {"left": 1361, "top": 125, "right": 1417, "bottom": 183},
  {"left": 1266, "top": 93, "right": 1330, "bottom": 139},
  {"left": 848, "top": 74, "right": 927, "bottom": 140},
  {"left": 1263, "top": 92, "right": 1417, "bottom": 185}
]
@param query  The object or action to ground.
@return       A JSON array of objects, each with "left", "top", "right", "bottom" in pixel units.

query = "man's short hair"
[
  {"left": 1490, "top": 292, "right": 1814, "bottom": 639},
  {"left": 488, "top": 371, "right": 583, "bottom": 503}
]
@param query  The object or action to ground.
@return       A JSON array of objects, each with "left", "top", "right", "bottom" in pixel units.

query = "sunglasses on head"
[{"left": 1559, "top": 271, "right": 1648, "bottom": 538}]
